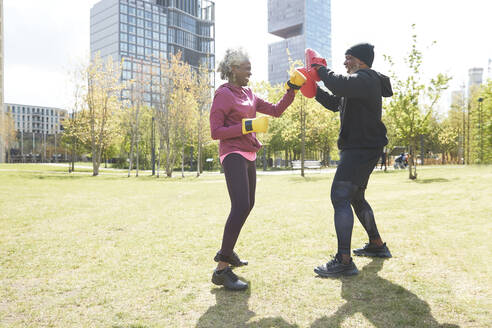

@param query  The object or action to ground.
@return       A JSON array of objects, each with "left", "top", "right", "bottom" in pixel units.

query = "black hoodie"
[{"left": 315, "top": 66, "right": 393, "bottom": 150}]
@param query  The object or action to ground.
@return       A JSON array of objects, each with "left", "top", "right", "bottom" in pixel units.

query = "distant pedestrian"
[
  {"left": 209, "top": 48, "right": 305, "bottom": 290},
  {"left": 380, "top": 151, "right": 387, "bottom": 171}
]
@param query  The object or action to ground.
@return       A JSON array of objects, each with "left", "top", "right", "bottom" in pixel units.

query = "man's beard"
[{"left": 348, "top": 62, "right": 361, "bottom": 74}]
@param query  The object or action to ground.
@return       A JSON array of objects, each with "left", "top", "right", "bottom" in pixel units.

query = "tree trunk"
[
  {"left": 128, "top": 133, "right": 135, "bottom": 177},
  {"left": 197, "top": 127, "right": 202, "bottom": 177},
  {"left": 92, "top": 148, "right": 99, "bottom": 176},
  {"left": 300, "top": 98, "right": 306, "bottom": 177},
  {"left": 157, "top": 139, "right": 162, "bottom": 178},
  {"left": 181, "top": 145, "right": 185, "bottom": 178},
  {"left": 136, "top": 136, "right": 139, "bottom": 177},
  {"left": 408, "top": 143, "right": 417, "bottom": 180}
]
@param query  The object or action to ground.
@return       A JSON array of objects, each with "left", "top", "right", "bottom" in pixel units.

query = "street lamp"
[{"left": 478, "top": 97, "right": 484, "bottom": 163}]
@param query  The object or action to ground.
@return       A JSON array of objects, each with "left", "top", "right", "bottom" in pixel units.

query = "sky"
[{"left": 4, "top": 0, "right": 492, "bottom": 112}]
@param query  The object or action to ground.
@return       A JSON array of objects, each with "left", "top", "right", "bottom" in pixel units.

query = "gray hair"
[{"left": 217, "top": 48, "right": 250, "bottom": 80}]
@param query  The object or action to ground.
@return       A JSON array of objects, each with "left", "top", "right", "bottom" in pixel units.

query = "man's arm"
[
  {"left": 315, "top": 86, "right": 341, "bottom": 112},
  {"left": 317, "top": 66, "right": 368, "bottom": 98}
]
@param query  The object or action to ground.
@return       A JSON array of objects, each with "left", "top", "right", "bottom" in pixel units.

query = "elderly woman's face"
[{"left": 231, "top": 61, "right": 251, "bottom": 86}]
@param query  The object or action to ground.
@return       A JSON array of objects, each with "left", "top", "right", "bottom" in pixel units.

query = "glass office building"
[
  {"left": 90, "top": 0, "right": 215, "bottom": 106},
  {"left": 267, "top": 0, "right": 331, "bottom": 85}
]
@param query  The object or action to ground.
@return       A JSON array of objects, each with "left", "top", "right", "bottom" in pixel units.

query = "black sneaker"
[
  {"left": 314, "top": 255, "right": 359, "bottom": 277},
  {"left": 353, "top": 242, "right": 392, "bottom": 258},
  {"left": 212, "top": 267, "right": 248, "bottom": 290},
  {"left": 214, "top": 251, "right": 248, "bottom": 267}
]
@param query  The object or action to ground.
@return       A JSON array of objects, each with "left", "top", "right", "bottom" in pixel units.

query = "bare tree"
[{"left": 194, "top": 62, "right": 213, "bottom": 177}]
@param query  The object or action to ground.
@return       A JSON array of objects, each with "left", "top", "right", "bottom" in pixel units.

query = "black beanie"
[{"left": 345, "top": 43, "right": 374, "bottom": 67}]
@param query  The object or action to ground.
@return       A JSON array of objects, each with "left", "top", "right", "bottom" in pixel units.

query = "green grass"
[{"left": 0, "top": 164, "right": 491, "bottom": 327}]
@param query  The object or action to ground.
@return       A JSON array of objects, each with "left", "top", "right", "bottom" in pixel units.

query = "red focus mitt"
[
  {"left": 305, "top": 48, "right": 327, "bottom": 82},
  {"left": 298, "top": 67, "right": 317, "bottom": 98}
]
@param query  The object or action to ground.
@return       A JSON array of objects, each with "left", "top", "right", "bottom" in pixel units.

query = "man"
[{"left": 311, "top": 43, "right": 393, "bottom": 277}]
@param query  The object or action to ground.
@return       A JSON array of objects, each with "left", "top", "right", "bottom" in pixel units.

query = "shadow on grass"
[
  {"left": 414, "top": 178, "right": 450, "bottom": 184},
  {"left": 196, "top": 279, "right": 299, "bottom": 328},
  {"left": 310, "top": 258, "right": 459, "bottom": 328}
]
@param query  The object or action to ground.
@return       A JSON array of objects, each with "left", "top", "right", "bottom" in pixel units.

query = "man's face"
[{"left": 344, "top": 54, "right": 363, "bottom": 74}]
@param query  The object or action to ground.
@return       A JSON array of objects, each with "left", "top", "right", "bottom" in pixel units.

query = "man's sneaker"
[
  {"left": 214, "top": 251, "right": 248, "bottom": 267},
  {"left": 212, "top": 267, "right": 248, "bottom": 290},
  {"left": 353, "top": 242, "right": 392, "bottom": 258},
  {"left": 314, "top": 255, "right": 359, "bottom": 277}
]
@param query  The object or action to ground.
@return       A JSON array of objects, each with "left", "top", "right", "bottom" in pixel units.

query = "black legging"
[
  {"left": 331, "top": 148, "right": 382, "bottom": 255},
  {"left": 219, "top": 153, "right": 256, "bottom": 257}
]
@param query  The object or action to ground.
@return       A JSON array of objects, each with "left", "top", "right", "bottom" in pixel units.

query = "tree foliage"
[{"left": 383, "top": 25, "right": 451, "bottom": 179}]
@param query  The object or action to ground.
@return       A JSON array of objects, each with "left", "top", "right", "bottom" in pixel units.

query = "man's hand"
[{"left": 242, "top": 116, "right": 269, "bottom": 134}]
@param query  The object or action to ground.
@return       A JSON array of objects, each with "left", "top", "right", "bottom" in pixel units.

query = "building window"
[
  {"left": 120, "top": 14, "right": 128, "bottom": 23},
  {"left": 120, "top": 3, "right": 128, "bottom": 14}
]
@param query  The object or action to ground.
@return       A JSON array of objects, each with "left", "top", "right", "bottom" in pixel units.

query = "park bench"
[{"left": 291, "top": 160, "right": 322, "bottom": 169}]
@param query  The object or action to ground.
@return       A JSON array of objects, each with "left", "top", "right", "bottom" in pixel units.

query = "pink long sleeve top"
[{"left": 210, "top": 83, "right": 296, "bottom": 159}]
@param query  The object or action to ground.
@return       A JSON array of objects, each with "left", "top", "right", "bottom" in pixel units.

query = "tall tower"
[
  {"left": 468, "top": 67, "right": 483, "bottom": 87},
  {"left": 267, "top": 0, "right": 331, "bottom": 86},
  {"left": 0, "top": 0, "right": 4, "bottom": 163},
  {"left": 90, "top": 0, "right": 215, "bottom": 106}
]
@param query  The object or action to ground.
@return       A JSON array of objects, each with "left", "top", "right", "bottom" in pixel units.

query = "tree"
[
  {"left": 471, "top": 81, "right": 492, "bottom": 163},
  {"left": 194, "top": 62, "right": 213, "bottom": 177},
  {"left": 384, "top": 25, "right": 451, "bottom": 179},
  {"left": 155, "top": 52, "right": 195, "bottom": 178},
  {"left": 124, "top": 58, "right": 150, "bottom": 177},
  {"left": 71, "top": 53, "right": 125, "bottom": 176},
  {"left": 0, "top": 113, "right": 16, "bottom": 162}
]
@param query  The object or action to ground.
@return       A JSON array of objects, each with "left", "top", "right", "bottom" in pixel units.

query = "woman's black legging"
[{"left": 219, "top": 153, "right": 256, "bottom": 257}]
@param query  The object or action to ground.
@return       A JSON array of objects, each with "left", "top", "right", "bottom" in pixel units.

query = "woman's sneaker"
[
  {"left": 353, "top": 242, "right": 392, "bottom": 258},
  {"left": 214, "top": 251, "right": 248, "bottom": 267},
  {"left": 314, "top": 255, "right": 359, "bottom": 277},
  {"left": 212, "top": 267, "right": 248, "bottom": 290}
]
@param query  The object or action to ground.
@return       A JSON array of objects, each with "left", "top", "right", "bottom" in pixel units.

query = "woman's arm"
[
  {"left": 255, "top": 89, "right": 296, "bottom": 117},
  {"left": 209, "top": 92, "right": 243, "bottom": 140}
]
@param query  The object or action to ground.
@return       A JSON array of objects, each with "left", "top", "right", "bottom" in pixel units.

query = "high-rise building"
[
  {"left": 0, "top": 0, "right": 4, "bottom": 163},
  {"left": 90, "top": 0, "right": 215, "bottom": 106},
  {"left": 468, "top": 67, "right": 483, "bottom": 88},
  {"left": 267, "top": 0, "right": 332, "bottom": 86}
]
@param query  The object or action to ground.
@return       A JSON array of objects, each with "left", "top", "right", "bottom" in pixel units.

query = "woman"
[{"left": 209, "top": 48, "right": 305, "bottom": 290}]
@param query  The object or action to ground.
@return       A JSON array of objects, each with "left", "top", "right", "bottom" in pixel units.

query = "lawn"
[{"left": 0, "top": 164, "right": 491, "bottom": 327}]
